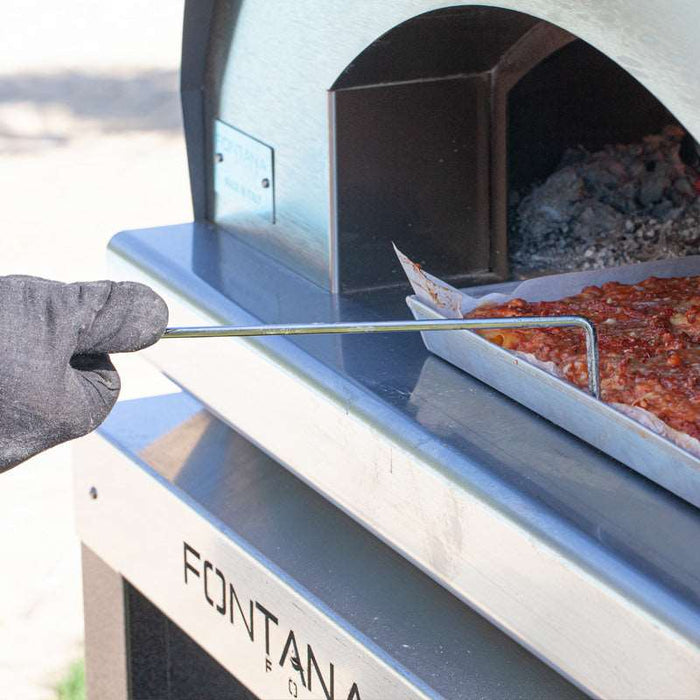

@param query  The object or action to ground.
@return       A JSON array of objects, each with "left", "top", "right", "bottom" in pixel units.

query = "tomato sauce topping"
[{"left": 466, "top": 275, "right": 700, "bottom": 440}]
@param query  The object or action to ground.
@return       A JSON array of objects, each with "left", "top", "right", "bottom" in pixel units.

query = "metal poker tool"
[{"left": 162, "top": 316, "right": 600, "bottom": 399}]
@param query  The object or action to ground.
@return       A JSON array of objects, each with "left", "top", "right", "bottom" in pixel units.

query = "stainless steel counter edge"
[{"left": 107, "top": 226, "right": 700, "bottom": 698}]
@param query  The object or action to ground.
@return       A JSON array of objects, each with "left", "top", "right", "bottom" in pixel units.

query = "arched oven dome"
[{"left": 204, "top": 1, "right": 700, "bottom": 291}]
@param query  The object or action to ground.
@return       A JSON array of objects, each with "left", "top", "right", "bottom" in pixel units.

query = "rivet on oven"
[
  {"left": 215, "top": 152, "right": 224, "bottom": 163},
  {"left": 261, "top": 178, "right": 270, "bottom": 189}
]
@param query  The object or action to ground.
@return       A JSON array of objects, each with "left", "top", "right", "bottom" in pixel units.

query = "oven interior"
[{"left": 330, "top": 6, "right": 696, "bottom": 294}]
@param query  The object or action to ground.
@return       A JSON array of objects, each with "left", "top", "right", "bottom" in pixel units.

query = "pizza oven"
[{"left": 75, "top": 3, "right": 700, "bottom": 699}]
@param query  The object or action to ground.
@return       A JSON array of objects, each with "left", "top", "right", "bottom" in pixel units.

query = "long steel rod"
[{"left": 162, "top": 316, "right": 600, "bottom": 398}]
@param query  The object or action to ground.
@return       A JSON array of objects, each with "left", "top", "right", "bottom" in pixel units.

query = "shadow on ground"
[{"left": 0, "top": 69, "right": 182, "bottom": 152}]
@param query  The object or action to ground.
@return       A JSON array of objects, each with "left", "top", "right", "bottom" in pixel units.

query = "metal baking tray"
[{"left": 403, "top": 258, "right": 700, "bottom": 510}]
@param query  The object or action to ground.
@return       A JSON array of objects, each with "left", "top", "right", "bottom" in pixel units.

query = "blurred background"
[{"left": 0, "top": 2, "right": 189, "bottom": 697}]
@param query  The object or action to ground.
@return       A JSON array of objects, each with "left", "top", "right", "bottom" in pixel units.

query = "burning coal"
[{"left": 510, "top": 125, "right": 700, "bottom": 275}]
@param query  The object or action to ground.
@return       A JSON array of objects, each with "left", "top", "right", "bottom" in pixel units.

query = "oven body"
[{"left": 76, "top": 2, "right": 700, "bottom": 698}]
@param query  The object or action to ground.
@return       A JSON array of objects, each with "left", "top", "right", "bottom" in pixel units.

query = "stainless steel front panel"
[
  {"left": 76, "top": 414, "right": 427, "bottom": 700},
  {"left": 76, "top": 391, "right": 585, "bottom": 699},
  {"left": 106, "top": 223, "right": 700, "bottom": 699}
]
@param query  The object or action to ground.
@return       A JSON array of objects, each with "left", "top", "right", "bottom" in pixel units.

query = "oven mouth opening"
[
  {"left": 507, "top": 41, "right": 700, "bottom": 278},
  {"left": 330, "top": 6, "right": 699, "bottom": 293}
]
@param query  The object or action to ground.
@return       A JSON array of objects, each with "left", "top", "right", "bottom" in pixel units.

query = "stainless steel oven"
[{"left": 76, "top": 2, "right": 700, "bottom": 698}]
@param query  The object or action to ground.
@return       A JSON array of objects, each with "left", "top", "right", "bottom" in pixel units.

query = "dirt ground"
[{"left": 0, "top": 2, "right": 190, "bottom": 696}]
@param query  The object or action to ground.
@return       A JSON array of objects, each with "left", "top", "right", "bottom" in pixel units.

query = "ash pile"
[{"left": 510, "top": 125, "right": 700, "bottom": 275}]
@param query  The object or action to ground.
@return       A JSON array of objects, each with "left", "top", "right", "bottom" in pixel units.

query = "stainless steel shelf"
[
  {"left": 103, "top": 222, "right": 700, "bottom": 698},
  {"left": 76, "top": 391, "right": 583, "bottom": 699}
]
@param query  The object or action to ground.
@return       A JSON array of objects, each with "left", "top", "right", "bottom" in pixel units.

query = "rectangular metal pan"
[{"left": 406, "top": 289, "right": 700, "bottom": 511}]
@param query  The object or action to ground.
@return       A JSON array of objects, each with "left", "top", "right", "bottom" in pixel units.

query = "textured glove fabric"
[{"left": 0, "top": 276, "right": 168, "bottom": 471}]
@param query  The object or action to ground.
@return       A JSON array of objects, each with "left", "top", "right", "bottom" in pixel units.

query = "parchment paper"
[{"left": 395, "top": 243, "right": 700, "bottom": 315}]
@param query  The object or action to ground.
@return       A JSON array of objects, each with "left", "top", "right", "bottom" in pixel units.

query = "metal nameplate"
[
  {"left": 75, "top": 434, "right": 428, "bottom": 700},
  {"left": 214, "top": 120, "right": 275, "bottom": 223}
]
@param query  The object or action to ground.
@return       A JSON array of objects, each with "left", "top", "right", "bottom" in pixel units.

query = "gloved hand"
[{"left": 0, "top": 276, "right": 168, "bottom": 471}]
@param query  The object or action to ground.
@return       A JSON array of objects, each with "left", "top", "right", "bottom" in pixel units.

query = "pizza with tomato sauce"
[{"left": 465, "top": 275, "right": 700, "bottom": 451}]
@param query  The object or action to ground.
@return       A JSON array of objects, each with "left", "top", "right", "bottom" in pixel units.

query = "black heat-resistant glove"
[{"left": 0, "top": 276, "right": 168, "bottom": 471}]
